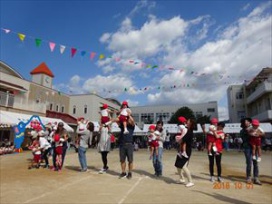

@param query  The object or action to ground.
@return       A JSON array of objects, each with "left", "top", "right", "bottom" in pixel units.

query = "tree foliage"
[{"left": 168, "top": 106, "right": 195, "bottom": 124}]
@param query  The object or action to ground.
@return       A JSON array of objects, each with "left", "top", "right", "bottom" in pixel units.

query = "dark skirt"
[{"left": 174, "top": 155, "right": 189, "bottom": 169}]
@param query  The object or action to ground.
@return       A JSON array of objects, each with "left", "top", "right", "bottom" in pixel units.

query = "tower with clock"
[{"left": 30, "top": 62, "right": 54, "bottom": 88}]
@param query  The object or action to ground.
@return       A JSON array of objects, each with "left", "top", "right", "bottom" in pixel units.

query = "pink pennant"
[
  {"left": 71, "top": 48, "right": 77, "bottom": 57},
  {"left": 115, "top": 57, "right": 121, "bottom": 62},
  {"left": 90, "top": 52, "right": 96, "bottom": 60},
  {"left": 49, "top": 42, "right": 56, "bottom": 52}
]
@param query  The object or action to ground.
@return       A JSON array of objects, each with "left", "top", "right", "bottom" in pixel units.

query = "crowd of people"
[
  {"left": 11, "top": 101, "right": 266, "bottom": 187},
  {"left": 0, "top": 139, "right": 15, "bottom": 155}
]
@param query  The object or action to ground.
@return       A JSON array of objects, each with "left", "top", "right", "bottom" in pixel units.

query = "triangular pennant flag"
[
  {"left": 2, "top": 28, "right": 11, "bottom": 33},
  {"left": 90, "top": 52, "right": 96, "bottom": 60},
  {"left": 124, "top": 88, "right": 127, "bottom": 91},
  {"left": 152, "top": 65, "right": 158, "bottom": 69},
  {"left": 49, "top": 42, "right": 56, "bottom": 52},
  {"left": 18, "top": 33, "right": 26, "bottom": 42},
  {"left": 71, "top": 48, "right": 77, "bottom": 57},
  {"left": 129, "top": 60, "right": 134, "bottom": 63},
  {"left": 99, "top": 54, "right": 105, "bottom": 60},
  {"left": 35, "top": 38, "right": 42, "bottom": 47},
  {"left": 60, "top": 45, "right": 66, "bottom": 54},
  {"left": 81, "top": 51, "right": 86, "bottom": 57},
  {"left": 146, "top": 65, "right": 151, "bottom": 68},
  {"left": 115, "top": 57, "right": 121, "bottom": 62}
]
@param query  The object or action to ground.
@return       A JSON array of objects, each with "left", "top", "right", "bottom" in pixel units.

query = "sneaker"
[
  {"left": 208, "top": 152, "right": 212, "bottom": 156},
  {"left": 176, "top": 179, "right": 186, "bottom": 184},
  {"left": 98, "top": 169, "right": 105, "bottom": 174},
  {"left": 119, "top": 172, "right": 127, "bottom": 179},
  {"left": 254, "top": 178, "right": 262, "bottom": 185},
  {"left": 80, "top": 168, "right": 88, "bottom": 172},
  {"left": 185, "top": 182, "right": 195, "bottom": 187},
  {"left": 181, "top": 152, "right": 189, "bottom": 158},
  {"left": 124, "top": 130, "right": 129, "bottom": 134},
  {"left": 127, "top": 172, "right": 132, "bottom": 179},
  {"left": 257, "top": 157, "right": 261, "bottom": 162},
  {"left": 210, "top": 176, "right": 215, "bottom": 182},
  {"left": 252, "top": 155, "right": 256, "bottom": 160},
  {"left": 246, "top": 178, "right": 252, "bottom": 184},
  {"left": 218, "top": 177, "right": 223, "bottom": 182},
  {"left": 149, "top": 155, "right": 153, "bottom": 160}
]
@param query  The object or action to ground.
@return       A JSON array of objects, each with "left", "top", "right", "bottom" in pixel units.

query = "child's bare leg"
[
  {"left": 257, "top": 146, "right": 261, "bottom": 157},
  {"left": 208, "top": 142, "right": 212, "bottom": 154},
  {"left": 252, "top": 145, "right": 256, "bottom": 156}
]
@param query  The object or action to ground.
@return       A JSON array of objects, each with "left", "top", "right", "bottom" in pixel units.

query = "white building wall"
[
  {"left": 69, "top": 94, "right": 120, "bottom": 122},
  {"left": 130, "top": 101, "right": 218, "bottom": 128},
  {"left": 227, "top": 85, "right": 246, "bottom": 123}
]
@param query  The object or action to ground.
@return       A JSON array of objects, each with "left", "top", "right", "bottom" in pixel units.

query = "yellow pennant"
[
  {"left": 99, "top": 54, "right": 105, "bottom": 60},
  {"left": 18, "top": 33, "right": 26, "bottom": 42}
]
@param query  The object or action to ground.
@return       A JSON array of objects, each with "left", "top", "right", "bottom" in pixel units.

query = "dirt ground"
[{"left": 0, "top": 148, "right": 271, "bottom": 204}]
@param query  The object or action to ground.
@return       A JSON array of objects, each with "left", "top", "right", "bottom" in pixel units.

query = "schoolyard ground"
[{"left": 0, "top": 148, "right": 271, "bottom": 204}]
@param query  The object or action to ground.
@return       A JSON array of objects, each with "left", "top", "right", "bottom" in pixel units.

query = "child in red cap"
[
  {"left": 176, "top": 116, "right": 188, "bottom": 158},
  {"left": 105, "top": 101, "right": 131, "bottom": 134},
  {"left": 207, "top": 118, "right": 218, "bottom": 156},
  {"left": 248, "top": 119, "right": 265, "bottom": 162},
  {"left": 100, "top": 103, "right": 113, "bottom": 131},
  {"left": 148, "top": 124, "right": 159, "bottom": 160}
]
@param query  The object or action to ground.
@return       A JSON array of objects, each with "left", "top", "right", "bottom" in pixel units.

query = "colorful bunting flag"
[
  {"left": 60, "top": 45, "right": 66, "bottom": 54},
  {"left": 71, "top": 48, "right": 77, "bottom": 57},
  {"left": 81, "top": 51, "right": 86, "bottom": 57},
  {"left": 49, "top": 42, "right": 56, "bottom": 52},
  {"left": 2, "top": 28, "right": 10, "bottom": 33},
  {"left": 99, "top": 54, "right": 105, "bottom": 60},
  {"left": 35, "top": 38, "right": 42, "bottom": 47},
  {"left": 18, "top": 33, "right": 26, "bottom": 42},
  {"left": 90, "top": 52, "right": 96, "bottom": 60}
]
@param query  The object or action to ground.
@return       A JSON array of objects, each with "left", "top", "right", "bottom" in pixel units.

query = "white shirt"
[
  {"left": 39, "top": 137, "right": 51, "bottom": 150},
  {"left": 101, "top": 109, "right": 109, "bottom": 117},
  {"left": 178, "top": 124, "right": 188, "bottom": 138}
]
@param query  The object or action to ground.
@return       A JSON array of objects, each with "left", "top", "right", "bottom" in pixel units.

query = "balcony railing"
[
  {"left": 0, "top": 91, "right": 46, "bottom": 113},
  {"left": 246, "top": 81, "right": 272, "bottom": 104}
]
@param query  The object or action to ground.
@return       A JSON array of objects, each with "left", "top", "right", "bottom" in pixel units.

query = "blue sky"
[{"left": 1, "top": 0, "right": 271, "bottom": 120}]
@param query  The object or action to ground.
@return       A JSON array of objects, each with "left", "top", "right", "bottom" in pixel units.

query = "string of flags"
[{"left": 2, "top": 27, "right": 256, "bottom": 83}]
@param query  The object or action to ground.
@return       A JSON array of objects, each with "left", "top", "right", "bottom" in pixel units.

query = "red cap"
[
  {"left": 178, "top": 116, "right": 187, "bottom": 123},
  {"left": 102, "top": 104, "right": 108, "bottom": 109},
  {"left": 122, "top": 101, "right": 128, "bottom": 106},
  {"left": 251, "top": 119, "right": 259, "bottom": 126},
  {"left": 211, "top": 118, "right": 218, "bottom": 124},
  {"left": 149, "top": 124, "right": 156, "bottom": 130}
]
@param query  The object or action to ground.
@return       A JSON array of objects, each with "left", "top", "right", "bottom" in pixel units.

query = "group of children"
[
  {"left": 0, "top": 140, "right": 15, "bottom": 156},
  {"left": 28, "top": 122, "right": 64, "bottom": 170},
  {"left": 146, "top": 116, "right": 265, "bottom": 161}
]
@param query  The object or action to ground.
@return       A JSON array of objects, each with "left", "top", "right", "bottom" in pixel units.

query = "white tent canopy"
[
  {"left": 91, "top": 121, "right": 143, "bottom": 135},
  {"left": 0, "top": 110, "right": 74, "bottom": 132},
  {"left": 143, "top": 123, "right": 272, "bottom": 134}
]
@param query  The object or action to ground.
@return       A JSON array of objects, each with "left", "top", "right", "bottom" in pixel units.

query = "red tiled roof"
[
  {"left": 46, "top": 110, "right": 77, "bottom": 125},
  {"left": 30, "top": 62, "right": 54, "bottom": 77}
]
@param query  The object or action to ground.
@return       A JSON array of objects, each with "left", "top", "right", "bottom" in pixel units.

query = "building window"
[
  {"left": 56, "top": 105, "right": 59, "bottom": 112},
  {"left": 236, "top": 92, "right": 244, "bottom": 99},
  {"left": 207, "top": 108, "right": 215, "bottom": 112},
  {"left": 84, "top": 105, "right": 88, "bottom": 114},
  {"left": 61, "top": 106, "right": 65, "bottom": 113},
  {"left": 73, "top": 105, "right": 76, "bottom": 114},
  {"left": 141, "top": 113, "right": 154, "bottom": 124},
  {"left": 265, "top": 98, "right": 271, "bottom": 110},
  {"left": 131, "top": 113, "right": 139, "bottom": 123},
  {"left": 50, "top": 103, "right": 53, "bottom": 111}
]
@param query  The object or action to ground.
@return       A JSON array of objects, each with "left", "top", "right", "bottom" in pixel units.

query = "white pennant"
[{"left": 60, "top": 45, "right": 66, "bottom": 54}]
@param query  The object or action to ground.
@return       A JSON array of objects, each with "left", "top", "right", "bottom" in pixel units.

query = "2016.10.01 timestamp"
[{"left": 213, "top": 182, "right": 254, "bottom": 190}]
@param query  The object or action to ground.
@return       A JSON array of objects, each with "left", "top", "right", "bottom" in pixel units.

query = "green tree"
[
  {"left": 168, "top": 106, "right": 195, "bottom": 124},
  {"left": 196, "top": 115, "right": 211, "bottom": 125}
]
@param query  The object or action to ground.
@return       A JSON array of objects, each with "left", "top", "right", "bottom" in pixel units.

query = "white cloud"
[{"left": 94, "top": 2, "right": 271, "bottom": 114}]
